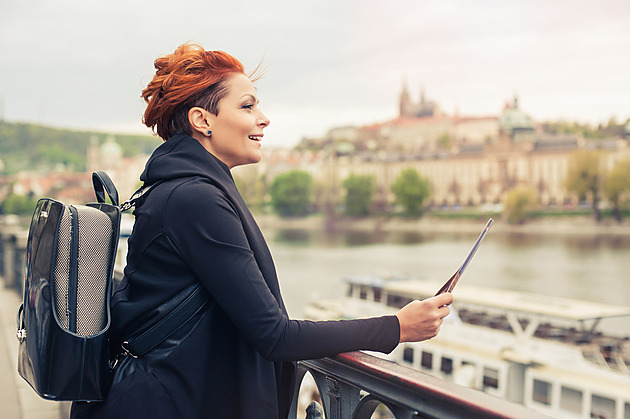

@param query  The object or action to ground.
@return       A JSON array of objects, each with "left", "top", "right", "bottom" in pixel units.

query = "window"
[
  {"left": 591, "top": 394, "right": 615, "bottom": 419},
  {"left": 402, "top": 346, "right": 414, "bottom": 364},
  {"left": 359, "top": 286, "right": 367, "bottom": 300},
  {"left": 346, "top": 284, "right": 354, "bottom": 297},
  {"left": 482, "top": 367, "right": 499, "bottom": 389},
  {"left": 372, "top": 287, "right": 382, "bottom": 303},
  {"left": 421, "top": 351, "right": 433, "bottom": 370},
  {"left": 532, "top": 379, "right": 551, "bottom": 405},
  {"left": 440, "top": 357, "right": 453, "bottom": 375},
  {"left": 559, "top": 386, "right": 582, "bottom": 414}
]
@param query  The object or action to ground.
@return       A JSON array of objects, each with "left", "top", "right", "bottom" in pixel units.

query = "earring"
[{"left": 206, "top": 130, "right": 212, "bottom": 137}]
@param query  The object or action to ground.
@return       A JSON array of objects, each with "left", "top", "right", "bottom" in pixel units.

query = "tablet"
[{"left": 435, "top": 218, "right": 494, "bottom": 295}]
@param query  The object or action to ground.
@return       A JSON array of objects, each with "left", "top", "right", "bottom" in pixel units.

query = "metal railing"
[
  {"left": 0, "top": 222, "right": 28, "bottom": 293},
  {"left": 290, "top": 351, "right": 548, "bottom": 419}
]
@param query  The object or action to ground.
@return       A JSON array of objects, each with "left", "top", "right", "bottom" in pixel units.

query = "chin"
[
  {"left": 234, "top": 154, "right": 262, "bottom": 168},
  {"left": 249, "top": 151, "right": 263, "bottom": 164}
]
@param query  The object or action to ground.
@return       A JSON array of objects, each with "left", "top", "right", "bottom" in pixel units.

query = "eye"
[{"left": 242, "top": 103, "right": 254, "bottom": 110}]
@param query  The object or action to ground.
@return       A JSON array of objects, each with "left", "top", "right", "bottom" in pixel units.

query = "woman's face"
[{"left": 205, "top": 73, "right": 270, "bottom": 169}]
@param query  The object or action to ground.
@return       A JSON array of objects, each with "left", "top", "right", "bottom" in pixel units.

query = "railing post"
[
  {"left": 0, "top": 218, "right": 27, "bottom": 291},
  {"left": 2, "top": 231, "right": 17, "bottom": 289},
  {"left": 323, "top": 375, "right": 362, "bottom": 419},
  {"left": 325, "top": 376, "right": 341, "bottom": 419},
  {"left": 13, "top": 231, "right": 28, "bottom": 293}
]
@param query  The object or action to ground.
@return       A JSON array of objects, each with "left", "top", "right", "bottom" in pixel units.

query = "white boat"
[{"left": 304, "top": 275, "right": 630, "bottom": 419}]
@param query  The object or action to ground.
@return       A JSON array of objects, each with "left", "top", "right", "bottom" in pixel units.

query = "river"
[{"left": 265, "top": 225, "right": 630, "bottom": 334}]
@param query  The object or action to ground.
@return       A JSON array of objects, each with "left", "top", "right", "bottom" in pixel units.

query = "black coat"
[{"left": 72, "top": 133, "right": 399, "bottom": 419}]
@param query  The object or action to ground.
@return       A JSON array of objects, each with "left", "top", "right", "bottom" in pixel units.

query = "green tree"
[
  {"left": 503, "top": 186, "right": 539, "bottom": 224},
  {"left": 342, "top": 174, "right": 376, "bottom": 216},
  {"left": 565, "top": 149, "right": 604, "bottom": 221},
  {"left": 269, "top": 170, "right": 314, "bottom": 217},
  {"left": 390, "top": 168, "right": 430, "bottom": 216},
  {"left": 1, "top": 193, "right": 38, "bottom": 216},
  {"left": 603, "top": 158, "right": 630, "bottom": 222}
]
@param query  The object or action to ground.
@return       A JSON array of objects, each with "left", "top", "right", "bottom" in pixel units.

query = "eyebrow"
[{"left": 241, "top": 93, "right": 259, "bottom": 104}]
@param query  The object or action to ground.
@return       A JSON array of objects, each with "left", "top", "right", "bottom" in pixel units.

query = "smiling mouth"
[{"left": 248, "top": 135, "right": 263, "bottom": 142}]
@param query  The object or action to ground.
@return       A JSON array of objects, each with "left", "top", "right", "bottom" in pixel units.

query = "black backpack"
[{"left": 16, "top": 171, "right": 207, "bottom": 401}]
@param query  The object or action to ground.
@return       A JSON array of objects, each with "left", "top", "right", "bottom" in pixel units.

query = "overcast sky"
[{"left": 1, "top": 0, "right": 628, "bottom": 147}]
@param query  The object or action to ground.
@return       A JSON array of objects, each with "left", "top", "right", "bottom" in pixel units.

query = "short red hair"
[{"left": 142, "top": 42, "right": 245, "bottom": 141}]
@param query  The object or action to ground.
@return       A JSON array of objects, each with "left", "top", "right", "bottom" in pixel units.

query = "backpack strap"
[
  {"left": 120, "top": 284, "right": 209, "bottom": 358},
  {"left": 92, "top": 171, "right": 120, "bottom": 205},
  {"left": 92, "top": 171, "right": 165, "bottom": 212},
  {"left": 106, "top": 177, "right": 209, "bottom": 363},
  {"left": 119, "top": 181, "right": 164, "bottom": 212}
]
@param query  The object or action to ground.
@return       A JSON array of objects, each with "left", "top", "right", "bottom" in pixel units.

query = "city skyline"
[{"left": 1, "top": 0, "right": 628, "bottom": 147}]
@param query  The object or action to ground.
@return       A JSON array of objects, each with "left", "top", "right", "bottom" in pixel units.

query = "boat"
[{"left": 303, "top": 275, "right": 630, "bottom": 419}]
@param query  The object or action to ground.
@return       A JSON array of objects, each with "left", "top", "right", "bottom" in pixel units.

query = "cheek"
[{"left": 230, "top": 117, "right": 251, "bottom": 133}]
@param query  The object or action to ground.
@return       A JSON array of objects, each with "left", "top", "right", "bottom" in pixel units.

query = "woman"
[{"left": 71, "top": 43, "right": 453, "bottom": 419}]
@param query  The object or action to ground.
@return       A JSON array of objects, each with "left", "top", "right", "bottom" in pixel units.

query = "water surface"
[{"left": 267, "top": 228, "right": 630, "bottom": 333}]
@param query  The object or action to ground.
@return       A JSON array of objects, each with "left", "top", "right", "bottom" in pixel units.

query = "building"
[
  {"left": 87, "top": 135, "right": 150, "bottom": 201},
  {"left": 240, "top": 91, "right": 629, "bottom": 211},
  {"left": 0, "top": 135, "right": 152, "bottom": 206},
  {"left": 347, "top": 84, "right": 500, "bottom": 155},
  {"left": 399, "top": 81, "right": 440, "bottom": 118}
]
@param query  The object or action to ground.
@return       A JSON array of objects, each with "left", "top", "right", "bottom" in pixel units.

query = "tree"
[
  {"left": 0, "top": 193, "right": 38, "bottom": 216},
  {"left": 603, "top": 158, "right": 630, "bottom": 222},
  {"left": 503, "top": 186, "right": 539, "bottom": 224},
  {"left": 565, "top": 149, "right": 604, "bottom": 221},
  {"left": 269, "top": 170, "right": 314, "bottom": 217},
  {"left": 390, "top": 168, "right": 430, "bottom": 216},
  {"left": 0, "top": 121, "right": 160, "bottom": 174},
  {"left": 342, "top": 174, "right": 376, "bottom": 216}
]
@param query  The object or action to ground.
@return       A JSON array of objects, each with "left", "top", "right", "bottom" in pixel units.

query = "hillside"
[{"left": 0, "top": 121, "right": 161, "bottom": 174}]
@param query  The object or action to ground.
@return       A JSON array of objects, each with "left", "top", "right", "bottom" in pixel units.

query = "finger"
[
  {"left": 435, "top": 292, "right": 454, "bottom": 305},
  {"left": 437, "top": 303, "right": 450, "bottom": 315}
]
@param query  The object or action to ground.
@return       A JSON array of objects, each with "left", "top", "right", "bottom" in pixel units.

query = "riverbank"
[
  {"left": 254, "top": 213, "right": 630, "bottom": 236},
  {"left": 4, "top": 212, "right": 630, "bottom": 237}
]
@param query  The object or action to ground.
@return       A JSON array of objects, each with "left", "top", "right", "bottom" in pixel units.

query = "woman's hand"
[{"left": 395, "top": 293, "right": 453, "bottom": 343}]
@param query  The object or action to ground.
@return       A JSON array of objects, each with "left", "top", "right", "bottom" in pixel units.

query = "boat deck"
[{"left": 346, "top": 277, "right": 630, "bottom": 374}]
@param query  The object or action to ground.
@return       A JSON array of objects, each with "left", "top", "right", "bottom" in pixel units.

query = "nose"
[{"left": 258, "top": 110, "right": 270, "bottom": 128}]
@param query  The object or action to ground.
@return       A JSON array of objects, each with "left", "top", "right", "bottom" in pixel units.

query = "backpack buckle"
[{"left": 120, "top": 341, "right": 138, "bottom": 359}]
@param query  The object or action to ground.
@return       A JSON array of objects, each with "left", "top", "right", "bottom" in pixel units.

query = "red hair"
[{"left": 142, "top": 43, "right": 245, "bottom": 141}]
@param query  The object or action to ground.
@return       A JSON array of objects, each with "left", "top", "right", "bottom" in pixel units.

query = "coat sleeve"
[{"left": 163, "top": 180, "right": 400, "bottom": 361}]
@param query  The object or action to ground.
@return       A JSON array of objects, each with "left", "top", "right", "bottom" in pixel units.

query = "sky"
[{"left": 1, "top": 0, "right": 629, "bottom": 147}]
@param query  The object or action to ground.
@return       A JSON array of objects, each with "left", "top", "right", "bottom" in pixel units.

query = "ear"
[{"left": 188, "top": 107, "right": 215, "bottom": 136}]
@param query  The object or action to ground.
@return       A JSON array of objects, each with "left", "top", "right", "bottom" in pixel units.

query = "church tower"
[
  {"left": 399, "top": 79, "right": 438, "bottom": 118},
  {"left": 399, "top": 77, "right": 411, "bottom": 117}
]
